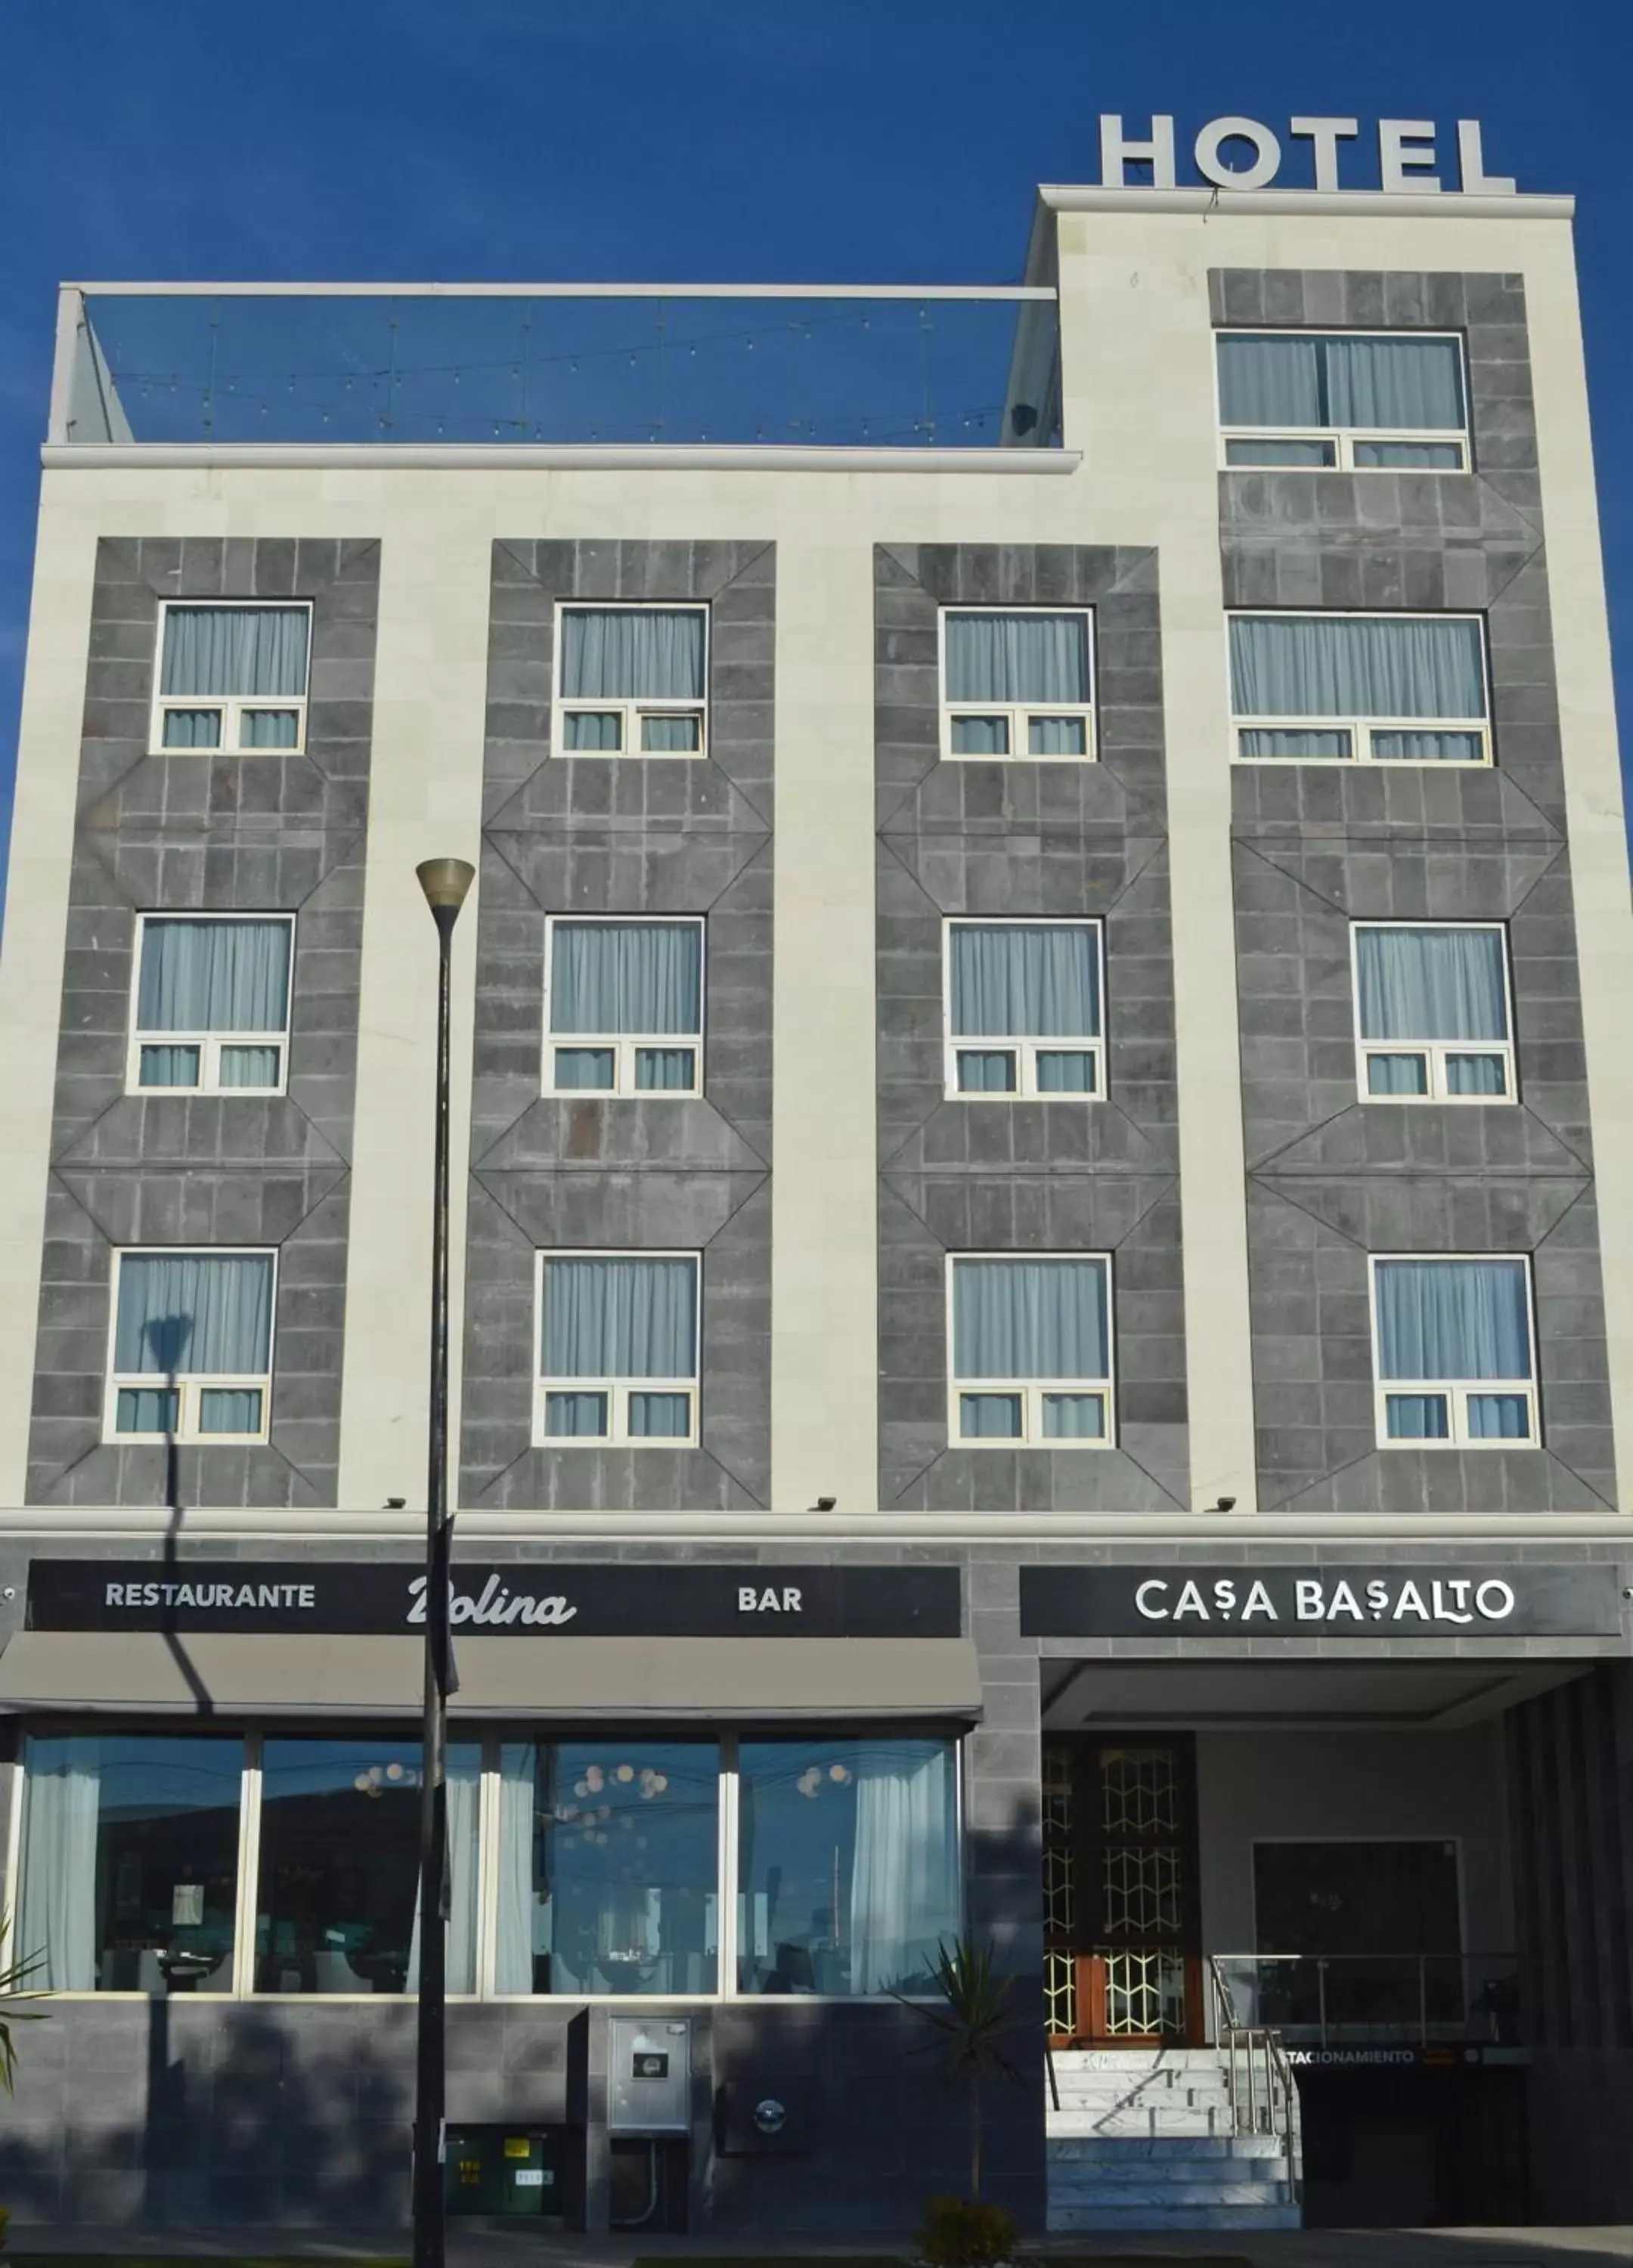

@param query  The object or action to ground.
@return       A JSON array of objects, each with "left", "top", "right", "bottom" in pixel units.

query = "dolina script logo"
[{"left": 406, "top": 1572, "right": 578, "bottom": 1628}]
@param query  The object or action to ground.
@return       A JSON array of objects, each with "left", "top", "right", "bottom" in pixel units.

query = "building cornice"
[
  {"left": 0, "top": 1507, "right": 1625, "bottom": 1547},
  {"left": 1040, "top": 185, "right": 1575, "bottom": 221}
]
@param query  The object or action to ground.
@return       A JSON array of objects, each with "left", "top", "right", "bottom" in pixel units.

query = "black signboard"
[
  {"left": 1020, "top": 1563, "right": 1625, "bottom": 1639},
  {"left": 26, "top": 1560, "right": 961, "bottom": 1641}
]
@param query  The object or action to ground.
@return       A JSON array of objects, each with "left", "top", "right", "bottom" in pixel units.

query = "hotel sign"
[
  {"left": 24, "top": 1559, "right": 961, "bottom": 1640},
  {"left": 1021, "top": 1563, "right": 1625, "bottom": 1639},
  {"left": 1098, "top": 116, "right": 1516, "bottom": 196}
]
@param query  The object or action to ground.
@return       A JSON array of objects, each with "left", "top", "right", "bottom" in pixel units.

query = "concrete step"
[
  {"left": 1048, "top": 2201, "right": 1303, "bottom": 2232},
  {"left": 1052, "top": 2081, "right": 1231, "bottom": 2106},
  {"left": 1052, "top": 2047, "right": 1225, "bottom": 2071},
  {"left": 1049, "top": 2178, "right": 1294, "bottom": 2208},
  {"left": 1047, "top": 2106, "right": 1232, "bottom": 2138},
  {"left": 1049, "top": 2135, "right": 1288, "bottom": 2165}
]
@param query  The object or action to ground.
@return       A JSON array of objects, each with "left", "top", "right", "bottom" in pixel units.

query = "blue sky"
[{"left": 0, "top": 0, "right": 1628, "bottom": 839}]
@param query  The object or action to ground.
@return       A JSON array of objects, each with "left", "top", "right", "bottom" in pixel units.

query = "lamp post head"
[{"left": 416, "top": 857, "right": 476, "bottom": 936}]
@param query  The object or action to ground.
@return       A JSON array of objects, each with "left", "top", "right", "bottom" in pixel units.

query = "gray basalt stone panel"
[
  {"left": 875, "top": 544, "right": 1185, "bottom": 1514},
  {"left": 26, "top": 537, "right": 378, "bottom": 1507},
  {"left": 1212, "top": 272, "right": 1616, "bottom": 1516},
  {"left": 461, "top": 541, "right": 774, "bottom": 1511}
]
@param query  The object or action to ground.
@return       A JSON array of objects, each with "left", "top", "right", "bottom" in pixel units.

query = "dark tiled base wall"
[{"left": 0, "top": 1999, "right": 1041, "bottom": 2233}]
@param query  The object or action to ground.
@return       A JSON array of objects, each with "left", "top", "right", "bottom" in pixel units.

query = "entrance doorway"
[{"left": 1043, "top": 1733, "right": 1202, "bottom": 2046}]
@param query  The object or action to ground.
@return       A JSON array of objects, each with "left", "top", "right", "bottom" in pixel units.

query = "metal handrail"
[
  {"left": 1209, "top": 1950, "right": 1523, "bottom": 2049},
  {"left": 1208, "top": 1956, "right": 1300, "bottom": 2206}
]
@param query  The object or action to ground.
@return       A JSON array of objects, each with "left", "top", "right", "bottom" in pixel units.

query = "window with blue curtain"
[
  {"left": 558, "top": 610, "right": 707, "bottom": 753},
  {"left": 157, "top": 607, "right": 309, "bottom": 753},
  {"left": 1374, "top": 1257, "right": 1535, "bottom": 1445},
  {"left": 538, "top": 1254, "right": 699, "bottom": 1444},
  {"left": 1217, "top": 333, "right": 1467, "bottom": 469},
  {"left": 135, "top": 919, "right": 292, "bottom": 1095},
  {"left": 947, "top": 924, "right": 1103, "bottom": 1098},
  {"left": 950, "top": 1256, "right": 1113, "bottom": 1446},
  {"left": 943, "top": 612, "right": 1093, "bottom": 758},
  {"left": 1229, "top": 613, "right": 1488, "bottom": 762},
  {"left": 547, "top": 920, "right": 703, "bottom": 1096},
  {"left": 110, "top": 1251, "right": 274, "bottom": 1441},
  {"left": 1353, "top": 925, "right": 1512, "bottom": 1100}
]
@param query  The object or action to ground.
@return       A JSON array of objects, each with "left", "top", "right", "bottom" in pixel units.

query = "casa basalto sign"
[{"left": 1098, "top": 116, "right": 1515, "bottom": 195}]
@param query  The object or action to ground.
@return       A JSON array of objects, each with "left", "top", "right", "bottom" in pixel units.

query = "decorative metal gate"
[{"left": 1043, "top": 1733, "right": 1201, "bottom": 2046}]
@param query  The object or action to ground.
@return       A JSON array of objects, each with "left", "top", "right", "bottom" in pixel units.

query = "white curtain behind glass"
[
  {"left": 560, "top": 611, "right": 705, "bottom": 699},
  {"left": 1229, "top": 615, "right": 1486, "bottom": 718},
  {"left": 113, "top": 1253, "right": 274, "bottom": 1377},
  {"left": 138, "top": 920, "right": 291, "bottom": 1033},
  {"left": 851, "top": 1743, "right": 959, "bottom": 1994},
  {"left": 1356, "top": 928, "right": 1508, "bottom": 1041},
  {"left": 1375, "top": 1259, "right": 1532, "bottom": 1380},
  {"left": 494, "top": 1745, "right": 538, "bottom": 1992},
  {"left": 541, "top": 1256, "right": 696, "bottom": 1378},
  {"left": 406, "top": 1748, "right": 482, "bottom": 1994},
  {"left": 953, "top": 1257, "right": 1109, "bottom": 1380},
  {"left": 949, "top": 926, "right": 1098, "bottom": 1037},
  {"left": 19, "top": 1739, "right": 100, "bottom": 1990},
  {"left": 160, "top": 608, "right": 309, "bottom": 698},
  {"left": 550, "top": 924, "right": 702, "bottom": 1035},
  {"left": 944, "top": 614, "right": 1089, "bottom": 704}
]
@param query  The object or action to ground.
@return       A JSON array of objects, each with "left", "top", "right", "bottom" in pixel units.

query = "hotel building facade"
[{"left": 0, "top": 164, "right": 1629, "bottom": 2238}]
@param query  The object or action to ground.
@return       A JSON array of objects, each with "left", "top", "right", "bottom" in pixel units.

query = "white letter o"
[{"left": 1195, "top": 116, "right": 1282, "bottom": 191}]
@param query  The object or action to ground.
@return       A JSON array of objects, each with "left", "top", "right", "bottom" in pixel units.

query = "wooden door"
[{"left": 1043, "top": 1733, "right": 1202, "bottom": 2047}]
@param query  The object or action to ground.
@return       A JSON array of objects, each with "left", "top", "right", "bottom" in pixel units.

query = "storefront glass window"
[
  {"left": 18, "top": 1733, "right": 243, "bottom": 1993},
  {"left": 496, "top": 1741, "right": 719, "bottom": 1994},
  {"left": 736, "top": 1737, "right": 960, "bottom": 1996},
  {"left": 255, "top": 1737, "right": 482, "bottom": 1994}
]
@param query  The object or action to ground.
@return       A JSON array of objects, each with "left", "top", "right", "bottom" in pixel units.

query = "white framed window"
[
  {"left": 947, "top": 1253, "right": 1114, "bottom": 1448},
  {"left": 944, "top": 920, "right": 1104, "bottom": 1098},
  {"left": 940, "top": 609, "right": 1095, "bottom": 761},
  {"left": 552, "top": 604, "right": 708, "bottom": 758},
  {"left": 1370, "top": 1255, "right": 1538, "bottom": 1448},
  {"left": 543, "top": 917, "right": 703, "bottom": 1097},
  {"left": 128, "top": 915, "right": 294, "bottom": 1096},
  {"left": 1351, "top": 923, "right": 1515, "bottom": 1103},
  {"left": 536, "top": 1250, "right": 700, "bottom": 1446},
  {"left": 150, "top": 603, "right": 311, "bottom": 754},
  {"left": 1216, "top": 330, "right": 1470, "bottom": 471},
  {"left": 1229, "top": 612, "right": 1490, "bottom": 765},
  {"left": 105, "top": 1248, "right": 276, "bottom": 1445}
]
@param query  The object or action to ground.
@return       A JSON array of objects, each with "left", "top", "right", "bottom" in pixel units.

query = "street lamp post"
[{"left": 412, "top": 856, "right": 475, "bottom": 2268}]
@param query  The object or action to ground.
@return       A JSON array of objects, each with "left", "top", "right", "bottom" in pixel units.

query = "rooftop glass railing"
[{"left": 51, "top": 285, "right": 1061, "bottom": 452}]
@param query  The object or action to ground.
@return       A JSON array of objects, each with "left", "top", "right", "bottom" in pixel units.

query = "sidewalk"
[{"left": 6, "top": 2227, "right": 1633, "bottom": 2266}]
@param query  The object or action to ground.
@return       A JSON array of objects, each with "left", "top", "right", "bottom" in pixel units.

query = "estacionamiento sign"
[
  {"left": 1020, "top": 1563, "right": 1625, "bottom": 1639},
  {"left": 1096, "top": 116, "right": 1516, "bottom": 195},
  {"left": 23, "top": 1559, "right": 962, "bottom": 1640}
]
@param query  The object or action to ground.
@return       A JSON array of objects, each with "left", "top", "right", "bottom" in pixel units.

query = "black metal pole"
[{"left": 413, "top": 894, "right": 460, "bottom": 2268}]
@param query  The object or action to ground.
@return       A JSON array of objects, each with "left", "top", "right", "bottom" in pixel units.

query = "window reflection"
[
  {"left": 737, "top": 1739, "right": 960, "bottom": 1996},
  {"left": 497, "top": 1742, "right": 718, "bottom": 1994},
  {"left": 19, "top": 1734, "right": 242, "bottom": 1993},
  {"left": 255, "top": 1737, "right": 480, "bottom": 1994}
]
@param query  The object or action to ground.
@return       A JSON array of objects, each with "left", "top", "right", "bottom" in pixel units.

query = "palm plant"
[
  {"left": 894, "top": 1935, "right": 1026, "bottom": 2201},
  {"left": 0, "top": 1923, "right": 48, "bottom": 2091}
]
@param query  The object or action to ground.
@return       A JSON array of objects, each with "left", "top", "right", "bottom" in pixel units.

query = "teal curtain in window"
[
  {"left": 1229, "top": 615, "right": 1486, "bottom": 719},
  {"left": 1217, "top": 334, "right": 1464, "bottom": 432},
  {"left": 953, "top": 1257, "right": 1109, "bottom": 1380},
  {"left": 138, "top": 920, "right": 291, "bottom": 1033},
  {"left": 160, "top": 608, "right": 309, "bottom": 698},
  {"left": 549, "top": 923, "right": 701, "bottom": 1035},
  {"left": 541, "top": 1256, "right": 696, "bottom": 1378},
  {"left": 949, "top": 925, "right": 1099, "bottom": 1037},
  {"left": 219, "top": 1046, "right": 280, "bottom": 1088},
  {"left": 944, "top": 613, "right": 1089, "bottom": 704},
  {"left": 114, "top": 1253, "right": 274, "bottom": 1377},
  {"left": 560, "top": 610, "right": 705, "bottom": 699},
  {"left": 238, "top": 711, "right": 301, "bottom": 750},
  {"left": 1356, "top": 928, "right": 1508, "bottom": 1042},
  {"left": 1216, "top": 334, "right": 1325, "bottom": 426},
  {"left": 1374, "top": 1259, "right": 1531, "bottom": 1380},
  {"left": 161, "top": 711, "right": 223, "bottom": 749}
]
